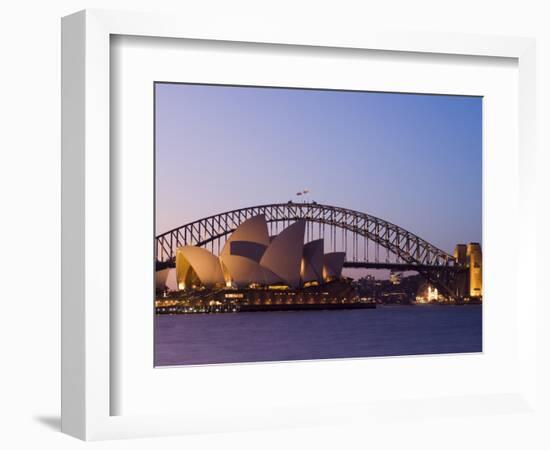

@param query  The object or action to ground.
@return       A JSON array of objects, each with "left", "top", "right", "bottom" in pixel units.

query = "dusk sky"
[{"left": 155, "top": 83, "right": 482, "bottom": 255}]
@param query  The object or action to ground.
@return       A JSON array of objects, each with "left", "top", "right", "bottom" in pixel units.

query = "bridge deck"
[
  {"left": 157, "top": 260, "right": 464, "bottom": 272},
  {"left": 343, "top": 262, "right": 464, "bottom": 272}
]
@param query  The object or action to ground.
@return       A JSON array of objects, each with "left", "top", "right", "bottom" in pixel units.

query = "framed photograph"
[
  {"left": 153, "top": 82, "right": 484, "bottom": 367},
  {"left": 61, "top": 9, "right": 538, "bottom": 440}
]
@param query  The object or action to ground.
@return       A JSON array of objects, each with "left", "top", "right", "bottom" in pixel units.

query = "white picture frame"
[{"left": 61, "top": 9, "right": 537, "bottom": 441}]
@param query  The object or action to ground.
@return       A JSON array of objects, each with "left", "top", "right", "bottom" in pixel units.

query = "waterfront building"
[
  {"left": 175, "top": 215, "right": 345, "bottom": 291},
  {"left": 389, "top": 272, "right": 402, "bottom": 285},
  {"left": 427, "top": 286, "right": 439, "bottom": 302}
]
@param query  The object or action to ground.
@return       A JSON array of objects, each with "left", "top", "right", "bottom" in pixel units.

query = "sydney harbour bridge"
[{"left": 155, "top": 202, "right": 467, "bottom": 299}]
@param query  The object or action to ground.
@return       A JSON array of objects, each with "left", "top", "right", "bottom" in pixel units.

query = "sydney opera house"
[
  {"left": 155, "top": 215, "right": 363, "bottom": 313},
  {"left": 175, "top": 214, "right": 345, "bottom": 291}
]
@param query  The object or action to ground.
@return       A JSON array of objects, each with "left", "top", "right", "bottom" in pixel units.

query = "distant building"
[
  {"left": 415, "top": 283, "right": 441, "bottom": 303},
  {"left": 427, "top": 286, "right": 439, "bottom": 302},
  {"left": 389, "top": 272, "right": 402, "bottom": 285}
]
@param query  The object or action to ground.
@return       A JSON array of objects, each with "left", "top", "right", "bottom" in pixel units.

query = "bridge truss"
[{"left": 155, "top": 202, "right": 464, "bottom": 298}]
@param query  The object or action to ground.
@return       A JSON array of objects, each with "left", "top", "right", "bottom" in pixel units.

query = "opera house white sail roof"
[{"left": 175, "top": 214, "right": 345, "bottom": 290}]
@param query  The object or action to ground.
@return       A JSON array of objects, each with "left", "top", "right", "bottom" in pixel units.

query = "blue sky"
[{"left": 155, "top": 83, "right": 482, "bottom": 254}]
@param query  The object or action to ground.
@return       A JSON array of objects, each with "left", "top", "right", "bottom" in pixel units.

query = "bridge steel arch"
[
  {"left": 156, "top": 202, "right": 464, "bottom": 298},
  {"left": 156, "top": 202, "right": 455, "bottom": 266}
]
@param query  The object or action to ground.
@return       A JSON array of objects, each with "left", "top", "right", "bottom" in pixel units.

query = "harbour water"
[{"left": 154, "top": 304, "right": 482, "bottom": 366}]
